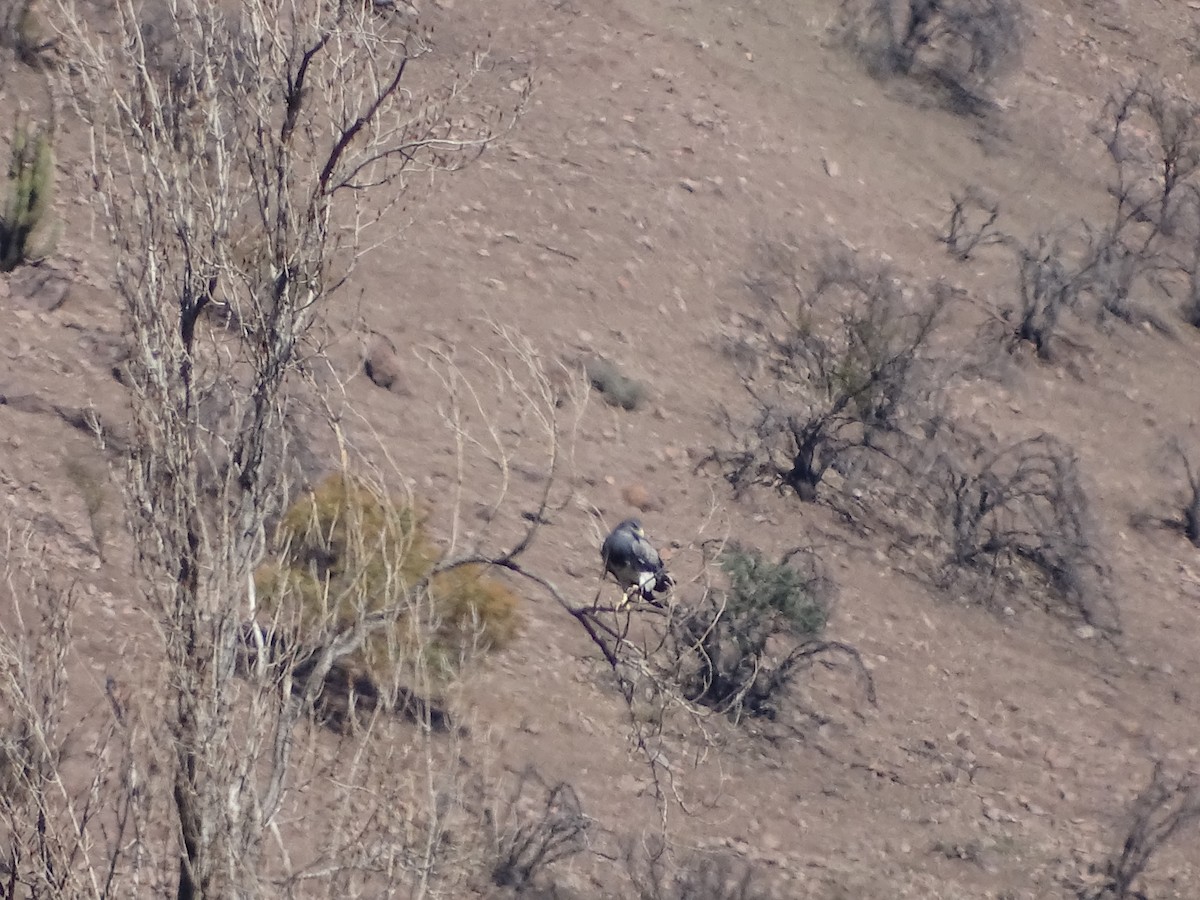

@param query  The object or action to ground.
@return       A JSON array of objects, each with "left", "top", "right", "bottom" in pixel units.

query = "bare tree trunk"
[{"left": 51, "top": 0, "right": 525, "bottom": 893}]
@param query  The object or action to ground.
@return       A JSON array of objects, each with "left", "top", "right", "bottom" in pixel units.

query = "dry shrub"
[
  {"left": 996, "top": 230, "right": 1089, "bottom": 361},
  {"left": 624, "top": 837, "right": 779, "bottom": 900},
  {"left": 431, "top": 563, "right": 522, "bottom": 654},
  {"left": 487, "top": 767, "right": 590, "bottom": 891},
  {"left": 255, "top": 473, "right": 521, "bottom": 697},
  {"left": 706, "top": 242, "right": 946, "bottom": 502},
  {"left": 1079, "top": 762, "right": 1200, "bottom": 900},
  {"left": 1159, "top": 438, "right": 1200, "bottom": 548},
  {"left": 835, "top": 0, "right": 1026, "bottom": 113},
  {"left": 932, "top": 432, "right": 1117, "bottom": 631},
  {"left": 940, "top": 185, "right": 1007, "bottom": 261}
]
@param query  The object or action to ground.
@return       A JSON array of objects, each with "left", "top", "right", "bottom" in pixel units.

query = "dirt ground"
[{"left": 3, "top": 0, "right": 1200, "bottom": 895}]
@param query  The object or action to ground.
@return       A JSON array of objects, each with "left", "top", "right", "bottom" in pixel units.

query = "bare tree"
[
  {"left": 47, "top": 0, "right": 529, "bottom": 894},
  {"left": 623, "top": 837, "right": 780, "bottom": 900}
]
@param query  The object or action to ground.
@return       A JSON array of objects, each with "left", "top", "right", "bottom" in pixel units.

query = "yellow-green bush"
[
  {"left": 429, "top": 563, "right": 521, "bottom": 651},
  {"left": 255, "top": 473, "right": 520, "bottom": 692}
]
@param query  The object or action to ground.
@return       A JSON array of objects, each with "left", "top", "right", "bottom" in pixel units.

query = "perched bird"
[{"left": 601, "top": 519, "right": 674, "bottom": 606}]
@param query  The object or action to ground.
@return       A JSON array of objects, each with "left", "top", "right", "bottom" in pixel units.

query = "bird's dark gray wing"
[{"left": 627, "top": 534, "right": 663, "bottom": 572}]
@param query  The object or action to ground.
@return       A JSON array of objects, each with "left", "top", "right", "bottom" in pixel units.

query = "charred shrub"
[
  {"left": 1160, "top": 438, "right": 1200, "bottom": 548},
  {"left": 836, "top": 0, "right": 1026, "bottom": 112},
  {"left": 932, "top": 433, "right": 1116, "bottom": 631},
  {"left": 706, "top": 242, "right": 946, "bottom": 502},
  {"left": 625, "top": 839, "right": 779, "bottom": 900},
  {"left": 1079, "top": 763, "right": 1200, "bottom": 900},
  {"left": 1097, "top": 79, "right": 1200, "bottom": 239},
  {"left": 994, "top": 231, "right": 1089, "bottom": 362},
  {"left": 940, "top": 185, "right": 1007, "bottom": 261},
  {"left": 487, "top": 768, "right": 590, "bottom": 892}
]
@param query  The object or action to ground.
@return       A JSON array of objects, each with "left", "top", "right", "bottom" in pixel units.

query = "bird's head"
[{"left": 618, "top": 518, "right": 644, "bottom": 538}]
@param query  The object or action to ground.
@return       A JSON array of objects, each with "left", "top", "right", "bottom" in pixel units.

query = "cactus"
[{"left": 1, "top": 120, "right": 54, "bottom": 273}]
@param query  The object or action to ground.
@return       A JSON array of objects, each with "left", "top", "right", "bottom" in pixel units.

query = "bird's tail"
[{"left": 638, "top": 573, "right": 676, "bottom": 602}]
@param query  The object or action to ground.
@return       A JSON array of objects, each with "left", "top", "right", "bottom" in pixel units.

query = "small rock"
[
  {"left": 822, "top": 157, "right": 840, "bottom": 178},
  {"left": 1074, "top": 624, "right": 1097, "bottom": 640},
  {"left": 363, "top": 339, "right": 403, "bottom": 392},
  {"left": 621, "top": 483, "right": 658, "bottom": 512}
]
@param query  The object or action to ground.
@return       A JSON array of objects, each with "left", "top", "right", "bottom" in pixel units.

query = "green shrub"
[
  {"left": 255, "top": 473, "right": 520, "bottom": 696},
  {"left": 1, "top": 120, "right": 55, "bottom": 273},
  {"left": 667, "top": 545, "right": 865, "bottom": 723},
  {"left": 583, "top": 357, "right": 646, "bottom": 411},
  {"left": 720, "top": 547, "right": 830, "bottom": 638}
]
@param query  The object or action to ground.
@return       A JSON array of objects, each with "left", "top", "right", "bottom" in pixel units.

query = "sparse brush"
[
  {"left": 487, "top": 768, "right": 590, "bottom": 891},
  {"left": 583, "top": 357, "right": 647, "bottom": 411},
  {"left": 254, "top": 473, "right": 521, "bottom": 714},
  {"left": 940, "top": 186, "right": 1007, "bottom": 261},
  {"left": 0, "top": 119, "right": 55, "bottom": 272},
  {"left": 1080, "top": 762, "right": 1200, "bottom": 900},
  {"left": 704, "top": 242, "right": 946, "bottom": 502},
  {"left": 998, "top": 231, "right": 1087, "bottom": 361},
  {"left": 1163, "top": 439, "right": 1200, "bottom": 548},
  {"left": 1098, "top": 78, "right": 1200, "bottom": 239},
  {"left": 933, "top": 432, "right": 1117, "bottom": 632},
  {"left": 834, "top": 0, "right": 1026, "bottom": 113},
  {"left": 624, "top": 837, "right": 778, "bottom": 900}
]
